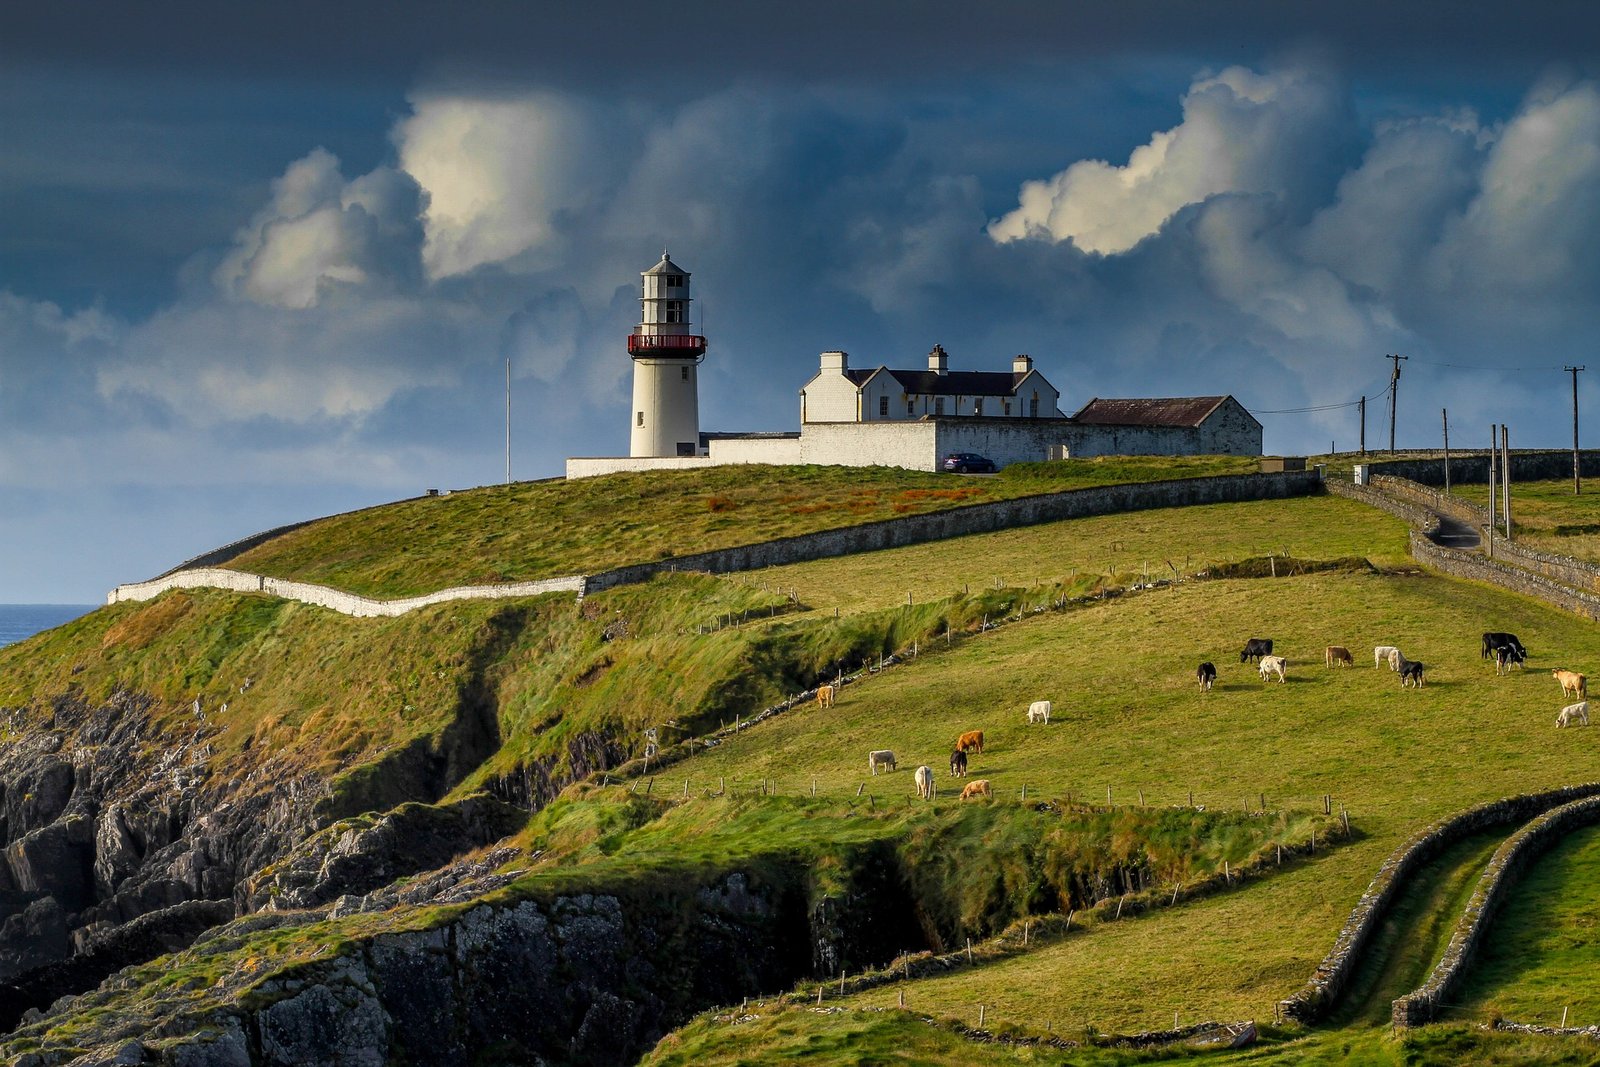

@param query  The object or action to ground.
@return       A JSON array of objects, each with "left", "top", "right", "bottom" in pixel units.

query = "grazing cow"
[
  {"left": 1400, "top": 660, "right": 1426, "bottom": 688},
  {"left": 1258, "top": 655, "right": 1287, "bottom": 683},
  {"left": 949, "top": 749, "right": 968, "bottom": 777},
  {"left": 960, "top": 779, "right": 993, "bottom": 800},
  {"left": 1197, "top": 662, "right": 1217, "bottom": 691},
  {"left": 1554, "top": 669, "right": 1588, "bottom": 701},
  {"left": 1374, "top": 645, "right": 1400, "bottom": 671},
  {"left": 1325, "top": 645, "right": 1353, "bottom": 668},
  {"left": 816, "top": 685, "right": 836, "bottom": 709},
  {"left": 1558, "top": 701, "right": 1590, "bottom": 728},
  {"left": 1494, "top": 647, "right": 1524, "bottom": 676},
  {"left": 1483, "top": 632, "right": 1527, "bottom": 660},
  {"left": 868, "top": 749, "right": 897, "bottom": 775},
  {"left": 1489, "top": 642, "right": 1527, "bottom": 671},
  {"left": 1240, "top": 638, "right": 1274, "bottom": 663},
  {"left": 914, "top": 765, "right": 935, "bottom": 799},
  {"left": 956, "top": 730, "right": 985, "bottom": 754},
  {"left": 1028, "top": 700, "right": 1052, "bottom": 724}
]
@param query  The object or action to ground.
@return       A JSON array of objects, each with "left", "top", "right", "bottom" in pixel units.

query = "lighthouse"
[{"left": 629, "top": 251, "right": 707, "bottom": 458}]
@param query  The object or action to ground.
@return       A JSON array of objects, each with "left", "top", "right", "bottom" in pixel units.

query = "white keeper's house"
[{"left": 566, "top": 253, "right": 1262, "bottom": 479}]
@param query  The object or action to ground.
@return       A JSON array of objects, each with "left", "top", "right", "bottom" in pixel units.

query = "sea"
[{"left": 0, "top": 605, "right": 97, "bottom": 650}]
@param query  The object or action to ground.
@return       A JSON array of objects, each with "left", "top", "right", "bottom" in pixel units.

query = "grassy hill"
[
  {"left": 9, "top": 467, "right": 1600, "bottom": 1064},
  {"left": 219, "top": 457, "right": 1258, "bottom": 598}
]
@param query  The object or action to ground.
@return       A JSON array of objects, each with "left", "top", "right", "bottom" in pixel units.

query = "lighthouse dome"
[{"left": 643, "top": 251, "right": 690, "bottom": 278}]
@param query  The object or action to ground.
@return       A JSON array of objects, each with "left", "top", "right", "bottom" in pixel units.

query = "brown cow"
[
  {"left": 816, "top": 685, "right": 836, "bottom": 709},
  {"left": 1325, "top": 645, "right": 1353, "bottom": 667},
  {"left": 1554, "top": 669, "right": 1588, "bottom": 701},
  {"left": 956, "top": 730, "right": 985, "bottom": 754},
  {"left": 959, "top": 779, "right": 992, "bottom": 800}
]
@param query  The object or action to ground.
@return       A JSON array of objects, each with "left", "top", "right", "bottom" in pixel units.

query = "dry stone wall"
[
  {"left": 586, "top": 470, "right": 1322, "bottom": 592},
  {"left": 1393, "top": 792, "right": 1600, "bottom": 1028},
  {"left": 1409, "top": 533, "right": 1600, "bottom": 622},
  {"left": 1278, "top": 784, "right": 1600, "bottom": 1025}
]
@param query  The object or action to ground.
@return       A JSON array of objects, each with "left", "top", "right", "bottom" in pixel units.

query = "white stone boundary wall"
[
  {"left": 1278, "top": 783, "right": 1600, "bottom": 1025},
  {"left": 1393, "top": 792, "right": 1600, "bottom": 1028},
  {"left": 107, "top": 568, "right": 586, "bottom": 618}
]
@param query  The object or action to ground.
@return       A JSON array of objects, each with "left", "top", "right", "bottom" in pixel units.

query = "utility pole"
[
  {"left": 1487, "top": 427, "right": 1496, "bottom": 559},
  {"left": 1359, "top": 396, "right": 1366, "bottom": 456},
  {"left": 1387, "top": 354, "right": 1408, "bottom": 453},
  {"left": 505, "top": 355, "right": 512, "bottom": 486},
  {"left": 1442, "top": 409, "right": 1451, "bottom": 495},
  {"left": 1567, "top": 366, "right": 1585, "bottom": 495},
  {"left": 1501, "top": 424, "right": 1512, "bottom": 539}
]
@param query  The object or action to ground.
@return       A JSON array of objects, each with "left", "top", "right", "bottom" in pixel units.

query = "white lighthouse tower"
[{"left": 629, "top": 251, "right": 707, "bottom": 458}]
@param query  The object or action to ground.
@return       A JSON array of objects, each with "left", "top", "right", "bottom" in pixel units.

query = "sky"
[{"left": 4, "top": 1, "right": 1600, "bottom": 602}]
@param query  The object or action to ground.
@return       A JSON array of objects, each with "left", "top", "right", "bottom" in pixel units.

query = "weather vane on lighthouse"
[{"left": 628, "top": 250, "right": 708, "bottom": 458}]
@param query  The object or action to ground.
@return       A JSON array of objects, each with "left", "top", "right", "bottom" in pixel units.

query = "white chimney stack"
[
  {"left": 928, "top": 344, "right": 949, "bottom": 375},
  {"left": 1013, "top": 354, "right": 1033, "bottom": 375}
]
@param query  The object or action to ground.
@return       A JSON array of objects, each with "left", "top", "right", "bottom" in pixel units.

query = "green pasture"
[
  {"left": 1451, "top": 477, "right": 1600, "bottom": 564},
  {"left": 678, "top": 569, "right": 1600, "bottom": 1032},
  {"left": 1454, "top": 822, "right": 1600, "bottom": 1028},
  {"left": 220, "top": 457, "right": 1258, "bottom": 598},
  {"left": 731, "top": 494, "right": 1409, "bottom": 617}
]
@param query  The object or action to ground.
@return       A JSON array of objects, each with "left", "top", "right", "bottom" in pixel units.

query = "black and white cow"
[{"left": 1240, "top": 638, "right": 1274, "bottom": 663}]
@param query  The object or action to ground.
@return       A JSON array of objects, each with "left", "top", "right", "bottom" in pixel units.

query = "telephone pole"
[
  {"left": 1567, "top": 365, "right": 1585, "bottom": 495},
  {"left": 1359, "top": 396, "right": 1366, "bottom": 456},
  {"left": 1387, "top": 354, "right": 1408, "bottom": 453},
  {"left": 505, "top": 355, "right": 512, "bottom": 485},
  {"left": 1442, "top": 409, "right": 1451, "bottom": 494}
]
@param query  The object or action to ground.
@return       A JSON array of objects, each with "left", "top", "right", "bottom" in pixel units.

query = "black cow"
[
  {"left": 949, "top": 749, "right": 968, "bottom": 777},
  {"left": 1400, "top": 660, "right": 1426, "bottom": 688},
  {"left": 1482, "top": 632, "right": 1527, "bottom": 660},
  {"left": 1240, "top": 638, "right": 1273, "bottom": 663},
  {"left": 1197, "top": 662, "right": 1217, "bottom": 691}
]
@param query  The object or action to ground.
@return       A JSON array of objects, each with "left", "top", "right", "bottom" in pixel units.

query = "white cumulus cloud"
[
  {"left": 397, "top": 92, "right": 600, "bottom": 280},
  {"left": 987, "top": 65, "right": 1350, "bottom": 254}
]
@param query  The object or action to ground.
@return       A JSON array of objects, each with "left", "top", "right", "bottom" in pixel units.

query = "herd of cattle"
[{"left": 847, "top": 629, "right": 1593, "bottom": 800}]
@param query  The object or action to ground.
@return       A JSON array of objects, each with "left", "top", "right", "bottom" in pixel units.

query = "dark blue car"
[{"left": 942, "top": 452, "right": 996, "bottom": 473}]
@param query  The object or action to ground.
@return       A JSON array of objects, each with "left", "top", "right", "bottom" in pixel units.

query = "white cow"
[
  {"left": 868, "top": 749, "right": 897, "bottom": 775},
  {"left": 1558, "top": 701, "right": 1590, "bottom": 728},
  {"left": 1375, "top": 645, "right": 1400, "bottom": 671},
  {"left": 914, "top": 765, "right": 935, "bottom": 799},
  {"left": 1028, "top": 700, "right": 1051, "bottom": 724},
  {"left": 1258, "top": 655, "right": 1287, "bottom": 683}
]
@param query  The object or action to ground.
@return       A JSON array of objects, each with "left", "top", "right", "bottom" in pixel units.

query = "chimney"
[
  {"left": 1012, "top": 353, "right": 1033, "bottom": 375},
  {"left": 820, "top": 350, "right": 849, "bottom": 372},
  {"left": 928, "top": 344, "right": 949, "bottom": 375}
]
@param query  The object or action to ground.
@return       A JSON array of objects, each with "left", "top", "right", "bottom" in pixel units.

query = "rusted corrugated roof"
[{"left": 1069, "top": 396, "right": 1232, "bottom": 427}]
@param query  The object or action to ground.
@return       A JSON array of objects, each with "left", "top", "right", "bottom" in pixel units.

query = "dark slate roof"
[
  {"left": 1069, "top": 396, "right": 1235, "bottom": 427},
  {"left": 843, "top": 368, "right": 1031, "bottom": 397}
]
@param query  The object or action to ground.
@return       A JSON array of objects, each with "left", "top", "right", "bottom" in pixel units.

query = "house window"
[
  {"left": 1030, "top": 395, "right": 1039, "bottom": 417},
  {"left": 1003, "top": 400, "right": 1011, "bottom": 416},
  {"left": 907, "top": 399, "right": 914, "bottom": 415},
  {"left": 975, "top": 398, "right": 984, "bottom": 415},
  {"left": 681, "top": 366, "right": 689, "bottom": 381},
  {"left": 878, "top": 395, "right": 889, "bottom": 417},
  {"left": 934, "top": 397, "right": 945, "bottom": 415},
  {"left": 636, "top": 411, "right": 644, "bottom": 427}
]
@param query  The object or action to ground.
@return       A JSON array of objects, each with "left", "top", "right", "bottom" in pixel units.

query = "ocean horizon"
[{"left": 0, "top": 604, "right": 96, "bottom": 649}]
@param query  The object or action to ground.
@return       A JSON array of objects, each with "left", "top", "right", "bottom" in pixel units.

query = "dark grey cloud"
[{"left": 6, "top": 10, "right": 1600, "bottom": 601}]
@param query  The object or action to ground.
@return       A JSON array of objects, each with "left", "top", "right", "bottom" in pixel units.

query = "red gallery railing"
[{"left": 628, "top": 333, "right": 708, "bottom": 355}]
